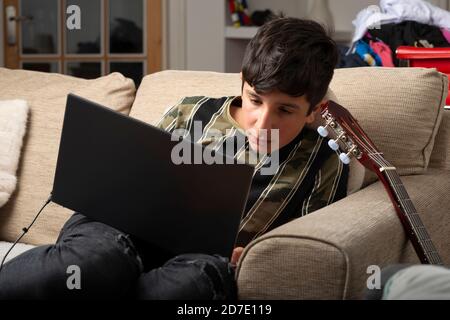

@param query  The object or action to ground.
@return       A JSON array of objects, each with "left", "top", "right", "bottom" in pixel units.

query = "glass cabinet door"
[
  {"left": 21, "top": 0, "right": 59, "bottom": 55},
  {"left": 109, "top": 61, "right": 144, "bottom": 86},
  {"left": 65, "top": 0, "right": 102, "bottom": 55},
  {"left": 22, "top": 61, "right": 59, "bottom": 73},
  {"left": 4, "top": 0, "right": 161, "bottom": 86},
  {"left": 66, "top": 61, "right": 103, "bottom": 79},
  {"left": 109, "top": 0, "right": 144, "bottom": 54}
]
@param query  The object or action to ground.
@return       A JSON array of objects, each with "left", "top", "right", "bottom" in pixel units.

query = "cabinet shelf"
[
  {"left": 225, "top": 26, "right": 259, "bottom": 39},
  {"left": 225, "top": 26, "right": 352, "bottom": 43}
]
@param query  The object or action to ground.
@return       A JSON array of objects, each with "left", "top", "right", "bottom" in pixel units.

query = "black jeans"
[{"left": 0, "top": 213, "right": 237, "bottom": 300}]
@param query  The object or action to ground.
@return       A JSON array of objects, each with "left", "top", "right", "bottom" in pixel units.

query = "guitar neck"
[{"left": 379, "top": 167, "right": 443, "bottom": 265}]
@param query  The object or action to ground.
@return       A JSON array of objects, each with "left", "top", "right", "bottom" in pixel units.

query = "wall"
[
  {"left": 186, "top": 0, "right": 225, "bottom": 71},
  {"left": 326, "top": 0, "right": 378, "bottom": 31},
  {"left": 429, "top": 0, "right": 450, "bottom": 9},
  {"left": 166, "top": 0, "right": 186, "bottom": 70},
  {"left": 0, "top": 0, "right": 4, "bottom": 67},
  {"left": 245, "top": 0, "right": 308, "bottom": 19}
]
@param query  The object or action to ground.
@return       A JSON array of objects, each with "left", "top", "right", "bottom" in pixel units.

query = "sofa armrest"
[{"left": 235, "top": 169, "right": 450, "bottom": 300}]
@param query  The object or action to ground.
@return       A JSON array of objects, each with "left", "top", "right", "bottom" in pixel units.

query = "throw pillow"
[{"left": 0, "top": 100, "right": 29, "bottom": 208}]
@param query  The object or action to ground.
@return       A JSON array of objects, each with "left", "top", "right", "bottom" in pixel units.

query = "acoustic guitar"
[{"left": 317, "top": 100, "right": 443, "bottom": 265}]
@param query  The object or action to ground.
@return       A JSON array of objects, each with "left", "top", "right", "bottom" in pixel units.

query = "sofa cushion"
[
  {"left": 129, "top": 70, "right": 242, "bottom": 125},
  {"left": 429, "top": 110, "right": 450, "bottom": 171},
  {"left": 0, "top": 241, "right": 35, "bottom": 264},
  {"left": 0, "top": 68, "right": 135, "bottom": 245},
  {"left": 131, "top": 68, "right": 448, "bottom": 188},
  {"left": 330, "top": 67, "right": 448, "bottom": 184},
  {"left": 0, "top": 100, "right": 29, "bottom": 208}
]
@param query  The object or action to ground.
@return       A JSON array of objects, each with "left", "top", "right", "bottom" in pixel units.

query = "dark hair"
[{"left": 241, "top": 17, "right": 338, "bottom": 114}]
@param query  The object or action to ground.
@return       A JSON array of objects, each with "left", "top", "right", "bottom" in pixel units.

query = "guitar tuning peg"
[
  {"left": 327, "top": 132, "right": 346, "bottom": 151},
  {"left": 338, "top": 144, "right": 358, "bottom": 165},
  {"left": 317, "top": 119, "right": 336, "bottom": 138},
  {"left": 317, "top": 126, "right": 329, "bottom": 137},
  {"left": 339, "top": 153, "right": 351, "bottom": 165},
  {"left": 328, "top": 139, "right": 339, "bottom": 151}
]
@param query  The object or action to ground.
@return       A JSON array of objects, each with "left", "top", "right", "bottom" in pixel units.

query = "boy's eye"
[
  {"left": 281, "top": 108, "right": 292, "bottom": 114},
  {"left": 251, "top": 99, "right": 262, "bottom": 105}
]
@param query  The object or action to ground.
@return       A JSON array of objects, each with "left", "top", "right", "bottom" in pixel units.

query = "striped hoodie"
[{"left": 157, "top": 96, "right": 348, "bottom": 246}]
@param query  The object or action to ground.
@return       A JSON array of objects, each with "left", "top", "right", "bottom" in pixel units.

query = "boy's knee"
[
  {"left": 57, "top": 213, "right": 143, "bottom": 275},
  {"left": 47, "top": 232, "right": 143, "bottom": 298},
  {"left": 137, "top": 253, "right": 236, "bottom": 300},
  {"left": 59, "top": 232, "right": 143, "bottom": 274},
  {"left": 181, "top": 254, "right": 237, "bottom": 300}
]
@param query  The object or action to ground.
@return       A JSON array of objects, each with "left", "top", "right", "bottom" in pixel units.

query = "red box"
[{"left": 396, "top": 46, "right": 450, "bottom": 106}]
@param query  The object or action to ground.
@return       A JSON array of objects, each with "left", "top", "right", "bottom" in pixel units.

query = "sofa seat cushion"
[{"left": 0, "top": 68, "right": 136, "bottom": 245}]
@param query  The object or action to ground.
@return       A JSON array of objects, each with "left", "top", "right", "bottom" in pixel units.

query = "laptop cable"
[{"left": 0, "top": 193, "right": 52, "bottom": 276}]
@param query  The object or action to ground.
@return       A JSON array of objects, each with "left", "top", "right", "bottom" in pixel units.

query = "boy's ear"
[
  {"left": 313, "top": 98, "right": 328, "bottom": 114},
  {"left": 305, "top": 109, "right": 316, "bottom": 124},
  {"left": 305, "top": 99, "right": 328, "bottom": 128},
  {"left": 239, "top": 72, "right": 243, "bottom": 80}
]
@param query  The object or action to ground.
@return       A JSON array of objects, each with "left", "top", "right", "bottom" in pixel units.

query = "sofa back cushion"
[
  {"left": 130, "top": 71, "right": 241, "bottom": 124},
  {"left": 330, "top": 67, "right": 447, "bottom": 185},
  {"left": 429, "top": 110, "right": 450, "bottom": 171},
  {"left": 131, "top": 68, "right": 447, "bottom": 188},
  {"left": 0, "top": 68, "right": 135, "bottom": 245}
]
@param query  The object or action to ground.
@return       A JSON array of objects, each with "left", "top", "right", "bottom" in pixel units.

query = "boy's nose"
[{"left": 255, "top": 109, "right": 274, "bottom": 132}]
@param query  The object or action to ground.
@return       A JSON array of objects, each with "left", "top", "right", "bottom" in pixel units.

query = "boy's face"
[{"left": 238, "top": 81, "right": 321, "bottom": 153}]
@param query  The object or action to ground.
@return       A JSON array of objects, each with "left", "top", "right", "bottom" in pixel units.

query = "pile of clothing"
[{"left": 337, "top": 0, "right": 450, "bottom": 68}]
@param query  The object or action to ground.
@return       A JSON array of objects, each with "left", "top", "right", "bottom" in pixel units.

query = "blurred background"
[{"left": 1, "top": 0, "right": 449, "bottom": 87}]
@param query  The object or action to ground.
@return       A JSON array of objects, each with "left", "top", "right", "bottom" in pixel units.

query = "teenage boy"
[{"left": 0, "top": 17, "right": 348, "bottom": 300}]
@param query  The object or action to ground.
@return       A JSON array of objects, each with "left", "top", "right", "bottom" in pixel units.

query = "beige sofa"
[{"left": 0, "top": 66, "right": 449, "bottom": 299}]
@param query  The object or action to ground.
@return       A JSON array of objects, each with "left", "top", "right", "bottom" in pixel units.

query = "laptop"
[{"left": 51, "top": 94, "right": 254, "bottom": 258}]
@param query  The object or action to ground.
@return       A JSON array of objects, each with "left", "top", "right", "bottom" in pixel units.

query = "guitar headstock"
[
  {"left": 317, "top": 100, "right": 392, "bottom": 172},
  {"left": 319, "top": 102, "right": 440, "bottom": 266}
]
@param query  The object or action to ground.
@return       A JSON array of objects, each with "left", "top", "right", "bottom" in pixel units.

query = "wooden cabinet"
[{"left": 1, "top": 0, "right": 162, "bottom": 84}]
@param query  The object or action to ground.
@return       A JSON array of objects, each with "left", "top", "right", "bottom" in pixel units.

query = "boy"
[{"left": 0, "top": 17, "right": 348, "bottom": 299}]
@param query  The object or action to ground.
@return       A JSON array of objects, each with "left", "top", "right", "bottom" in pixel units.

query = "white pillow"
[{"left": 0, "top": 100, "right": 29, "bottom": 208}]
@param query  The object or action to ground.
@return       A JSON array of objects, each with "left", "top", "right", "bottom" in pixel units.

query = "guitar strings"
[
  {"left": 358, "top": 151, "right": 441, "bottom": 263},
  {"left": 326, "top": 111, "right": 441, "bottom": 263}
]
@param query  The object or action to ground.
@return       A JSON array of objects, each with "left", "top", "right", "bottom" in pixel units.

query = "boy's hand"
[{"left": 231, "top": 247, "right": 244, "bottom": 266}]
